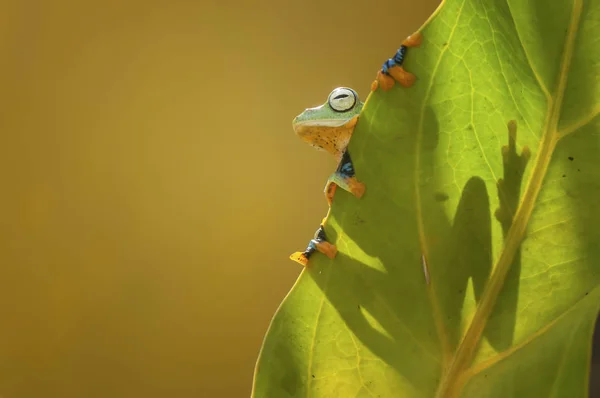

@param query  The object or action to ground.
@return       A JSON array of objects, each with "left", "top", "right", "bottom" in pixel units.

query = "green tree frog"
[
  {"left": 289, "top": 87, "right": 365, "bottom": 266},
  {"left": 288, "top": 32, "right": 422, "bottom": 267}
]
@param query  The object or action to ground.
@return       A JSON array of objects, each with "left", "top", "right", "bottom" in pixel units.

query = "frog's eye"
[{"left": 328, "top": 87, "right": 357, "bottom": 112}]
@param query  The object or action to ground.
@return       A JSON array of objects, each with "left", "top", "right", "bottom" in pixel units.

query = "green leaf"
[{"left": 253, "top": 0, "right": 600, "bottom": 396}]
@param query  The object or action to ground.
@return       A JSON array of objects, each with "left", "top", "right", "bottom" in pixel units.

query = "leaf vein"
[
  {"left": 558, "top": 105, "right": 600, "bottom": 137},
  {"left": 505, "top": 0, "right": 552, "bottom": 100},
  {"left": 460, "top": 283, "right": 600, "bottom": 381},
  {"left": 481, "top": 0, "right": 538, "bottom": 142},
  {"left": 435, "top": 0, "right": 584, "bottom": 396},
  {"left": 414, "top": 0, "right": 468, "bottom": 368}
]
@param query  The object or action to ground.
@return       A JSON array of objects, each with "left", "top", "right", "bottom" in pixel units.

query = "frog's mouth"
[
  {"left": 293, "top": 119, "right": 351, "bottom": 129},
  {"left": 292, "top": 117, "right": 356, "bottom": 139}
]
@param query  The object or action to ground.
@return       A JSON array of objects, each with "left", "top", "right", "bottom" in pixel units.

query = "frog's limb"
[
  {"left": 325, "top": 177, "right": 365, "bottom": 206},
  {"left": 324, "top": 150, "right": 365, "bottom": 206},
  {"left": 324, "top": 183, "right": 338, "bottom": 207},
  {"left": 372, "top": 31, "right": 422, "bottom": 91},
  {"left": 289, "top": 225, "right": 338, "bottom": 266}
]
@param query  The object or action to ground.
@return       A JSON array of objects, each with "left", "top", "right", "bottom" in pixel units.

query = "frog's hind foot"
[
  {"left": 314, "top": 240, "right": 338, "bottom": 259},
  {"left": 289, "top": 251, "right": 310, "bottom": 267},
  {"left": 289, "top": 225, "right": 338, "bottom": 267},
  {"left": 372, "top": 31, "right": 422, "bottom": 91}
]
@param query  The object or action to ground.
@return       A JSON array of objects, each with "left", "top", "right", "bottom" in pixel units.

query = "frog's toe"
[
  {"left": 289, "top": 251, "right": 309, "bottom": 267},
  {"left": 376, "top": 70, "right": 396, "bottom": 91},
  {"left": 402, "top": 31, "right": 423, "bottom": 47},
  {"left": 324, "top": 181, "right": 337, "bottom": 206},
  {"left": 371, "top": 79, "right": 379, "bottom": 92},
  {"left": 389, "top": 66, "right": 416, "bottom": 88},
  {"left": 350, "top": 179, "right": 366, "bottom": 198},
  {"left": 314, "top": 241, "right": 338, "bottom": 259}
]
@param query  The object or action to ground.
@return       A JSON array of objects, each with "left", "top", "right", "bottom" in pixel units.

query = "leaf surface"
[{"left": 253, "top": 0, "right": 600, "bottom": 396}]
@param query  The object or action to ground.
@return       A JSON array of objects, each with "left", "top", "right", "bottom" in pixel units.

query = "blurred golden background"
[{"left": 0, "top": 0, "right": 438, "bottom": 396}]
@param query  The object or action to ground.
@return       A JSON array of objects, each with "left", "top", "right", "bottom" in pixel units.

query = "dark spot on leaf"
[
  {"left": 434, "top": 192, "right": 449, "bottom": 202},
  {"left": 562, "top": 174, "right": 566, "bottom": 178},
  {"left": 443, "top": 42, "right": 448, "bottom": 46},
  {"left": 312, "top": 374, "right": 315, "bottom": 378},
  {"left": 568, "top": 156, "right": 574, "bottom": 161},
  {"left": 354, "top": 214, "right": 366, "bottom": 225},
  {"left": 578, "top": 169, "right": 581, "bottom": 172},
  {"left": 585, "top": 292, "right": 589, "bottom": 296},
  {"left": 357, "top": 305, "right": 360, "bottom": 309}
]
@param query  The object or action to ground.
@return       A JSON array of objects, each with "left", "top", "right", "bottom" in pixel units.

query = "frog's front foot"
[
  {"left": 290, "top": 225, "right": 338, "bottom": 267},
  {"left": 324, "top": 177, "right": 365, "bottom": 206},
  {"left": 372, "top": 31, "right": 422, "bottom": 91},
  {"left": 324, "top": 150, "right": 365, "bottom": 205}
]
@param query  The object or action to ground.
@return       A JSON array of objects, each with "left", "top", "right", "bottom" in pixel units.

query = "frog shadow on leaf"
[
  {"left": 309, "top": 178, "right": 494, "bottom": 390},
  {"left": 309, "top": 108, "right": 529, "bottom": 384}
]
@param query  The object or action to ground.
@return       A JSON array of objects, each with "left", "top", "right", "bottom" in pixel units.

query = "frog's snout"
[
  {"left": 292, "top": 107, "right": 321, "bottom": 136},
  {"left": 292, "top": 115, "right": 308, "bottom": 137},
  {"left": 293, "top": 123, "right": 307, "bottom": 138}
]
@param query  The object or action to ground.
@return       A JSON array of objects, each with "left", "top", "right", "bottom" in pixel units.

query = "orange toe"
[
  {"left": 325, "top": 183, "right": 337, "bottom": 206},
  {"left": 289, "top": 252, "right": 309, "bottom": 267},
  {"left": 371, "top": 79, "right": 379, "bottom": 91},
  {"left": 377, "top": 70, "right": 396, "bottom": 91},
  {"left": 315, "top": 241, "right": 338, "bottom": 259},
  {"left": 402, "top": 31, "right": 423, "bottom": 47},
  {"left": 351, "top": 181, "right": 366, "bottom": 198},
  {"left": 389, "top": 66, "right": 416, "bottom": 88}
]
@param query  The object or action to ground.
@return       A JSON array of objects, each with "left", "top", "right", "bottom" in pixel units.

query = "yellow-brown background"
[{"left": 0, "top": 1, "right": 438, "bottom": 396}]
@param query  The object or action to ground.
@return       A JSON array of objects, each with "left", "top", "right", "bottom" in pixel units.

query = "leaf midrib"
[
  {"left": 433, "top": 0, "right": 584, "bottom": 396},
  {"left": 413, "top": 0, "right": 467, "bottom": 368}
]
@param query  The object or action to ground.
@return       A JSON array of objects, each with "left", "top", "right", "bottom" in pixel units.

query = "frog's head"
[{"left": 292, "top": 87, "right": 363, "bottom": 159}]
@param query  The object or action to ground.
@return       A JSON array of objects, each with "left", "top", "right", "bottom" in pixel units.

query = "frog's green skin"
[{"left": 290, "top": 87, "right": 365, "bottom": 266}]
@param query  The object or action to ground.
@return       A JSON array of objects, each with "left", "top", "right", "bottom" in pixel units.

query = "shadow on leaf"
[{"left": 485, "top": 120, "right": 530, "bottom": 350}]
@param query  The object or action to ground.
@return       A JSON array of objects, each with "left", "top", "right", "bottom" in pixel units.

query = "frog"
[
  {"left": 289, "top": 87, "right": 365, "bottom": 266},
  {"left": 288, "top": 33, "right": 423, "bottom": 267}
]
